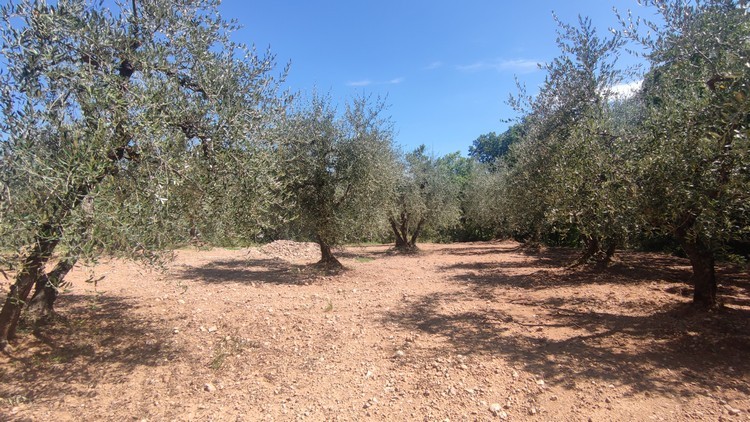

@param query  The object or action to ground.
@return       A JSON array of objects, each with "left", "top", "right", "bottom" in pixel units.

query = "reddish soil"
[{"left": 1, "top": 241, "right": 749, "bottom": 421}]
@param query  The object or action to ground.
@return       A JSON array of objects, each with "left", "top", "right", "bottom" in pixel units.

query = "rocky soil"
[{"left": 1, "top": 241, "right": 749, "bottom": 421}]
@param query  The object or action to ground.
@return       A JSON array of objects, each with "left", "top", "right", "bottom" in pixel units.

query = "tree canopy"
[{"left": 0, "top": 0, "right": 287, "bottom": 347}]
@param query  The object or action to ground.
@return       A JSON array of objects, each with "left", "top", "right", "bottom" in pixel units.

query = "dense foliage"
[
  {"left": 275, "top": 94, "right": 399, "bottom": 266},
  {"left": 387, "top": 145, "right": 462, "bottom": 250},
  {"left": 475, "top": 0, "right": 749, "bottom": 307},
  {"left": 0, "top": 0, "right": 287, "bottom": 347}
]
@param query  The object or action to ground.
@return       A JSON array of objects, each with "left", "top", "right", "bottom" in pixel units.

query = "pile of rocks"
[{"left": 260, "top": 240, "right": 320, "bottom": 261}]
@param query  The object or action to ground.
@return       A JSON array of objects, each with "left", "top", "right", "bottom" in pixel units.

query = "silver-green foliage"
[
  {"left": 500, "top": 15, "right": 637, "bottom": 256},
  {"left": 388, "top": 145, "right": 462, "bottom": 248},
  {"left": 275, "top": 94, "right": 399, "bottom": 261},
  {"left": 622, "top": 0, "right": 750, "bottom": 306},
  {"left": 0, "top": 0, "right": 285, "bottom": 263},
  {"left": 0, "top": 0, "right": 286, "bottom": 345},
  {"left": 627, "top": 0, "right": 750, "bottom": 245}
]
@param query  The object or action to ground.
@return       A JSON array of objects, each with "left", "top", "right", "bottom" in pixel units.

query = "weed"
[
  {"left": 209, "top": 334, "right": 247, "bottom": 371},
  {"left": 5, "top": 395, "right": 28, "bottom": 406},
  {"left": 355, "top": 256, "right": 375, "bottom": 263},
  {"left": 210, "top": 350, "right": 227, "bottom": 370}
]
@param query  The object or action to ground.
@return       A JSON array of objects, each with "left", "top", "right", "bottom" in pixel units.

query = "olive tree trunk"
[
  {"left": 388, "top": 214, "right": 423, "bottom": 251},
  {"left": 316, "top": 235, "right": 342, "bottom": 269},
  {"left": 28, "top": 257, "right": 77, "bottom": 321},
  {"left": 0, "top": 224, "right": 61, "bottom": 348},
  {"left": 681, "top": 238, "right": 717, "bottom": 309}
]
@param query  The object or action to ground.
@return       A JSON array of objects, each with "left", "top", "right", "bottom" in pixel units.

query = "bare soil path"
[{"left": 1, "top": 241, "right": 749, "bottom": 421}]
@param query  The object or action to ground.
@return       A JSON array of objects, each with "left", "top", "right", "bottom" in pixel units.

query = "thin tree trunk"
[
  {"left": 316, "top": 235, "right": 342, "bottom": 269},
  {"left": 399, "top": 211, "right": 410, "bottom": 246},
  {"left": 28, "top": 257, "right": 77, "bottom": 321},
  {"left": 0, "top": 170, "right": 111, "bottom": 349},
  {"left": 409, "top": 218, "right": 425, "bottom": 249},
  {"left": 389, "top": 217, "right": 408, "bottom": 249},
  {"left": 604, "top": 242, "right": 617, "bottom": 262},
  {"left": 592, "top": 241, "right": 618, "bottom": 269},
  {"left": 0, "top": 224, "right": 61, "bottom": 348},
  {"left": 681, "top": 238, "right": 717, "bottom": 309},
  {"left": 569, "top": 236, "right": 599, "bottom": 268}
]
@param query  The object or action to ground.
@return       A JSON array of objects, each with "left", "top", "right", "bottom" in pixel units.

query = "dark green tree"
[{"left": 468, "top": 123, "right": 525, "bottom": 166}]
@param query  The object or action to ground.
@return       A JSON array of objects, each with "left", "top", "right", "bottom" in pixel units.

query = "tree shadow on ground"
[
  {"left": 335, "top": 246, "right": 392, "bottom": 261},
  {"left": 384, "top": 246, "right": 750, "bottom": 397},
  {"left": 382, "top": 289, "right": 750, "bottom": 398},
  {"left": 441, "top": 250, "right": 696, "bottom": 293},
  {"left": 428, "top": 244, "right": 525, "bottom": 258},
  {"left": 175, "top": 258, "right": 309, "bottom": 285},
  {"left": 0, "top": 294, "right": 180, "bottom": 406}
]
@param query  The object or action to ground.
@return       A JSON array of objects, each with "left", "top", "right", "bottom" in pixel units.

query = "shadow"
[
  {"left": 382, "top": 290, "right": 750, "bottom": 398},
  {"left": 0, "top": 294, "right": 180, "bottom": 406},
  {"left": 441, "top": 250, "right": 696, "bottom": 295},
  {"left": 383, "top": 244, "right": 750, "bottom": 398},
  {"left": 428, "top": 244, "right": 524, "bottom": 257},
  {"left": 175, "top": 258, "right": 307, "bottom": 285},
  {"left": 335, "top": 246, "right": 393, "bottom": 261}
]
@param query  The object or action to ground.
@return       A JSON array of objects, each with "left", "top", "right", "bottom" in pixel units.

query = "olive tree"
[
  {"left": 276, "top": 94, "right": 398, "bottom": 268},
  {"left": 501, "top": 15, "right": 636, "bottom": 263},
  {"left": 388, "top": 145, "right": 461, "bottom": 250},
  {"left": 0, "top": 0, "right": 286, "bottom": 348},
  {"left": 622, "top": 0, "right": 750, "bottom": 307}
]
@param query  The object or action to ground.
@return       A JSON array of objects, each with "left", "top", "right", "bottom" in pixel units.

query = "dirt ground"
[{"left": 1, "top": 240, "right": 749, "bottom": 421}]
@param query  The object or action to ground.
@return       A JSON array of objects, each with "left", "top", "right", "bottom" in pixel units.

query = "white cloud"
[
  {"left": 457, "top": 58, "right": 541, "bottom": 74},
  {"left": 609, "top": 80, "right": 642, "bottom": 99},
  {"left": 346, "top": 77, "right": 404, "bottom": 87},
  {"left": 346, "top": 79, "right": 373, "bottom": 87},
  {"left": 424, "top": 61, "right": 443, "bottom": 70}
]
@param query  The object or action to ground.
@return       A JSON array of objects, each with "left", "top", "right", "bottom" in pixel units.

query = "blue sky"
[{"left": 219, "top": 1, "right": 650, "bottom": 156}]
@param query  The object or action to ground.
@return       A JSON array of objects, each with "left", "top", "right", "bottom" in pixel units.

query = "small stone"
[
  {"left": 605, "top": 397, "right": 612, "bottom": 404},
  {"left": 177, "top": 299, "right": 186, "bottom": 305},
  {"left": 172, "top": 328, "right": 179, "bottom": 334},
  {"left": 725, "top": 405, "right": 741, "bottom": 416},
  {"left": 511, "top": 370, "right": 519, "bottom": 379},
  {"left": 459, "top": 364, "right": 468, "bottom": 370},
  {"left": 550, "top": 395, "right": 558, "bottom": 401},
  {"left": 529, "top": 407, "right": 537, "bottom": 415},
  {"left": 489, "top": 403, "right": 503, "bottom": 415},
  {"left": 394, "top": 350, "right": 405, "bottom": 358},
  {"left": 204, "top": 383, "right": 216, "bottom": 393},
  {"left": 207, "top": 326, "right": 218, "bottom": 333},
  {"left": 536, "top": 379, "right": 545, "bottom": 386}
]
